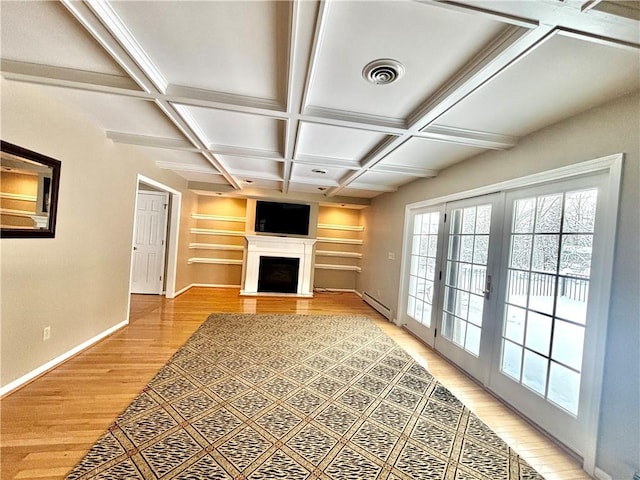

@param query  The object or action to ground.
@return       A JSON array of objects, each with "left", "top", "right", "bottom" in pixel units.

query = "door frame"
[
  {"left": 397, "top": 153, "right": 622, "bottom": 475},
  {"left": 127, "top": 175, "right": 182, "bottom": 312}
]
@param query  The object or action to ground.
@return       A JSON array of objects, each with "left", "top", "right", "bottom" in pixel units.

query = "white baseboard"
[
  {"left": 314, "top": 288, "right": 359, "bottom": 294},
  {"left": 594, "top": 467, "right": 612, "bottom": 480},
  {"left": 192, "top": 283, "right": 241, "bottom": 289},
  {"left": 0, "top": 319, "right": 129, "bottom": 397}
]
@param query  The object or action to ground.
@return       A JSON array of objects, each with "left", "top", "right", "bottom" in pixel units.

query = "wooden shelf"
[
  {"left": 189, "top": 243, "right": 244, "bottom": 251},
  {"left": 314, "top": 263, "right": 361, "bottom": 272},
  {"left": 188, "top": 258, "right": 243, "bottom": 265},
  {"left": 191, "top": 213, "right": 246, "bottom": 223},
  {"left": 317, "top": 223, "right": 363, "bottom": 232},
  {"left": 190, "top": 228, "right": 245, "bottom": 236},
  {"left": 315, "top": 250, "right": 362, "bottom": 259},
  {"left": 316, "top": 236, "right": 363, "bottom": 245}
]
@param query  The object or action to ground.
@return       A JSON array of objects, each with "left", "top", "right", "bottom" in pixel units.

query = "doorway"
[{"left": 128, "top": 175, "right": 182, "bottom": 319}]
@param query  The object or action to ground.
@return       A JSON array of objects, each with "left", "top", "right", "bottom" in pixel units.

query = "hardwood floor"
[{"left": 1, "top": 287, "right": 590, "bottom": 480}]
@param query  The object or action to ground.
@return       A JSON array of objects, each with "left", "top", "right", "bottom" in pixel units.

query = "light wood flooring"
[{"left": 1, "top": 287, "right": 591, "bottom": 479}]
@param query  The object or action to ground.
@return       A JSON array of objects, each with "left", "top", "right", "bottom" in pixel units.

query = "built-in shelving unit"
[{"left": 188, "top": 198, "right": 365, "bottom": 292}]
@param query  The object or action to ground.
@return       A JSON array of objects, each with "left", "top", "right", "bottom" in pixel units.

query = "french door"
[
  {"left": 433, "top": 194, "right": 503, "bottom": 383},
  {"left": 403, "top": 206, "right": 444, "bottom": 346},
  {"left": 488, "top": 175, "right": 606, "bottom": 455},
  {"left": 401, "top": 171, "right": 611, "bottom": 458}
]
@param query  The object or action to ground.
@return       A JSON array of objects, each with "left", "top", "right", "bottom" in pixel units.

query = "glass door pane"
[
  {"left": 441, "top": 204, "right": 492, "bottom": 356},
  {"left": 500, "top": 189, "right": 596, "bottom": 415}
]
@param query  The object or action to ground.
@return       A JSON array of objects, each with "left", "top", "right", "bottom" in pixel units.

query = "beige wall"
[
  {"left": 360, "top": 91, "right": 640, "bottom": 479},
  {"left": 0, "top": 80, "right": 194, "bottom": 388}
]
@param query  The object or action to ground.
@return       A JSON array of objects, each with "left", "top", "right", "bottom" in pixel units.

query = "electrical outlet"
[
  {"left": 388, "top": 252, "right": 395, "bottom": 260},
  {"left": 43, "top": 326, "right": 51, "bottom": 342}
]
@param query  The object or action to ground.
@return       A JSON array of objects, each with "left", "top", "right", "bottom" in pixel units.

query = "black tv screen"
[{"left": 255, "top": 201, "right": 310, "bottom": 236}]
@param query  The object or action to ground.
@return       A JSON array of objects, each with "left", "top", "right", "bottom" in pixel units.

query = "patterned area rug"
[{"left": 67, "top": 313, "right": 544, "bottom": 479}]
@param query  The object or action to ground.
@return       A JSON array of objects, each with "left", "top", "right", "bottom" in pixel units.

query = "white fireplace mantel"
[{"left": 241, "top": 235, "right": 317, "bottom": 297}]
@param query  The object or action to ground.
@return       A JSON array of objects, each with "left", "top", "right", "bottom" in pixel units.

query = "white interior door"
[
  {"left": 402, "top": 207, "right": 444, "bottom": 346},
  {"left": 488, "top": 176, "right": 605, "bottom": 455},
  {"left": 434, "top": 194, "right": 503, "bottom": 383},
  {"left": 131, "top": 191, "right": 169, "bottom": 294}
]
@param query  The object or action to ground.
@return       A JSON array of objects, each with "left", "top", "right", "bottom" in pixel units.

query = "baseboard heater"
[{"left": 363, "top": 292, "right": 393, "bottom": 321}]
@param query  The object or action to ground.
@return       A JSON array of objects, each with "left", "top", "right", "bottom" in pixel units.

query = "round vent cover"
[{"left": 362, "top": 59, "right": 405, "bottom": 85}]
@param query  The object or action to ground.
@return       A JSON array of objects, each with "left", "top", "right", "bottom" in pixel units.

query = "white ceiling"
[{"left": 1, "top": 0, "right": 639, "bottom": 206}]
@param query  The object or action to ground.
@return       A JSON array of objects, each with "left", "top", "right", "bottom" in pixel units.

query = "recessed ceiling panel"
[
  {"left": 110, "top": 1, "right": 288, "bottom": 101},
  {"left": 306, "top": 1, "right": 506, "bottom": 120},
  {"left": 297, "top": 123, "right": 389, "bottom": 161},
  {"left": 181, "top": 106, "right": 284, "bottom": 153},
  {"left": 290, "top": 163, "right": 351, "bottom": 186},
  {"left": 436, "top": 33, "right": 640, "bottom": 137},
  {"left": 378, "top": 137, "right": 486, "bottom": 171},
  {"left": 0, "top": 1, "right": 126, "bottom": 76},
  {"left": 51, "top": 90, "right": 186, "bottom": 138}
]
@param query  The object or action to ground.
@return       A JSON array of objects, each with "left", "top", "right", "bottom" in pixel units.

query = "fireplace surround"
[{"left": 241, "top": 235, "right": 316, "bottom": 297}]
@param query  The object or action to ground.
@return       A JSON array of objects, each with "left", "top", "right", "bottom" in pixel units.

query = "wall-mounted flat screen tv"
[{"left": 255, "top": 201, "right": 310, "bottom": 236}]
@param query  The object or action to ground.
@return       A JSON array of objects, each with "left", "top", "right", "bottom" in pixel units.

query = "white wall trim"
[
  {"left": 0, "top": 320, "right": 128, "bottom": 397},
  {"left": 405, "top": 154, "right": 623, "bottom": 210}
]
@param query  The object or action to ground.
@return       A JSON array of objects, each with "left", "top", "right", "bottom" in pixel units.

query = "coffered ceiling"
[{"left": 1, "top": 0, "right": 639, "bottom": 204}]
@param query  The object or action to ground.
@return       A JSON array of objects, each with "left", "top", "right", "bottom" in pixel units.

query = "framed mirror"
[{"left": 1, "top": 141, "right": 61, "bottom": 238}]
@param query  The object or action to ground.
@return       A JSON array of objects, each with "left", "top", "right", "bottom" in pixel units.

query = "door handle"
[{"left": 482, "top": 275, "right": 492, "bottom": 299}]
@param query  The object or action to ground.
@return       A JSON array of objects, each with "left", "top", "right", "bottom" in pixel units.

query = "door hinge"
[
  {"left": 434, "top": 328, "right": 438, "bottom": 338},
  {"left": 439, "top": 270, "right": 442, "bottom": 281},
  {"left": 159, "top": 276, "right": 162, "bottom": 281},
  {"left": 444, "top": 213, "right": 447, "bottom": 223}
]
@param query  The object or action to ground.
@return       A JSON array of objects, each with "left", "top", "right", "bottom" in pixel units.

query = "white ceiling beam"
[
  {"left": 106, "top": 131, "right": 199, "bottom": 151},
  {"left": 293, "top": 154, "right": 361, "bottom": 170},
  {"left": 208, "top": 145, "right": 284, "bottom": 162},
  {"left": 417, "top": 125, "right": 518, "bottom": 150},
  {"left": 371, "top": 164, "right": 438, "bottom": 178},
  {"left": 283, "top": 0, "right": 323, "bottom": 194},
  {"left": 166, "top": 84, "right": 285, "bottom": 115},
  {"left": 304, "top": 106, "right": 408, "bottom": 130}
]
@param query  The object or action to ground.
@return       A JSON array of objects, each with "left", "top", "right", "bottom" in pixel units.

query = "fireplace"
[
  {"left": 241, "top": 235, "right": 316, "bottom": 297},
  {"left": 258, "top": 257, "right": 300, "bottom": 293}
]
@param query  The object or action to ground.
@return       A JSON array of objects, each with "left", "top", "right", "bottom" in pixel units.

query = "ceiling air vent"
[{"left": 362, "top": 59, "right": 405, "bottom": 85}]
